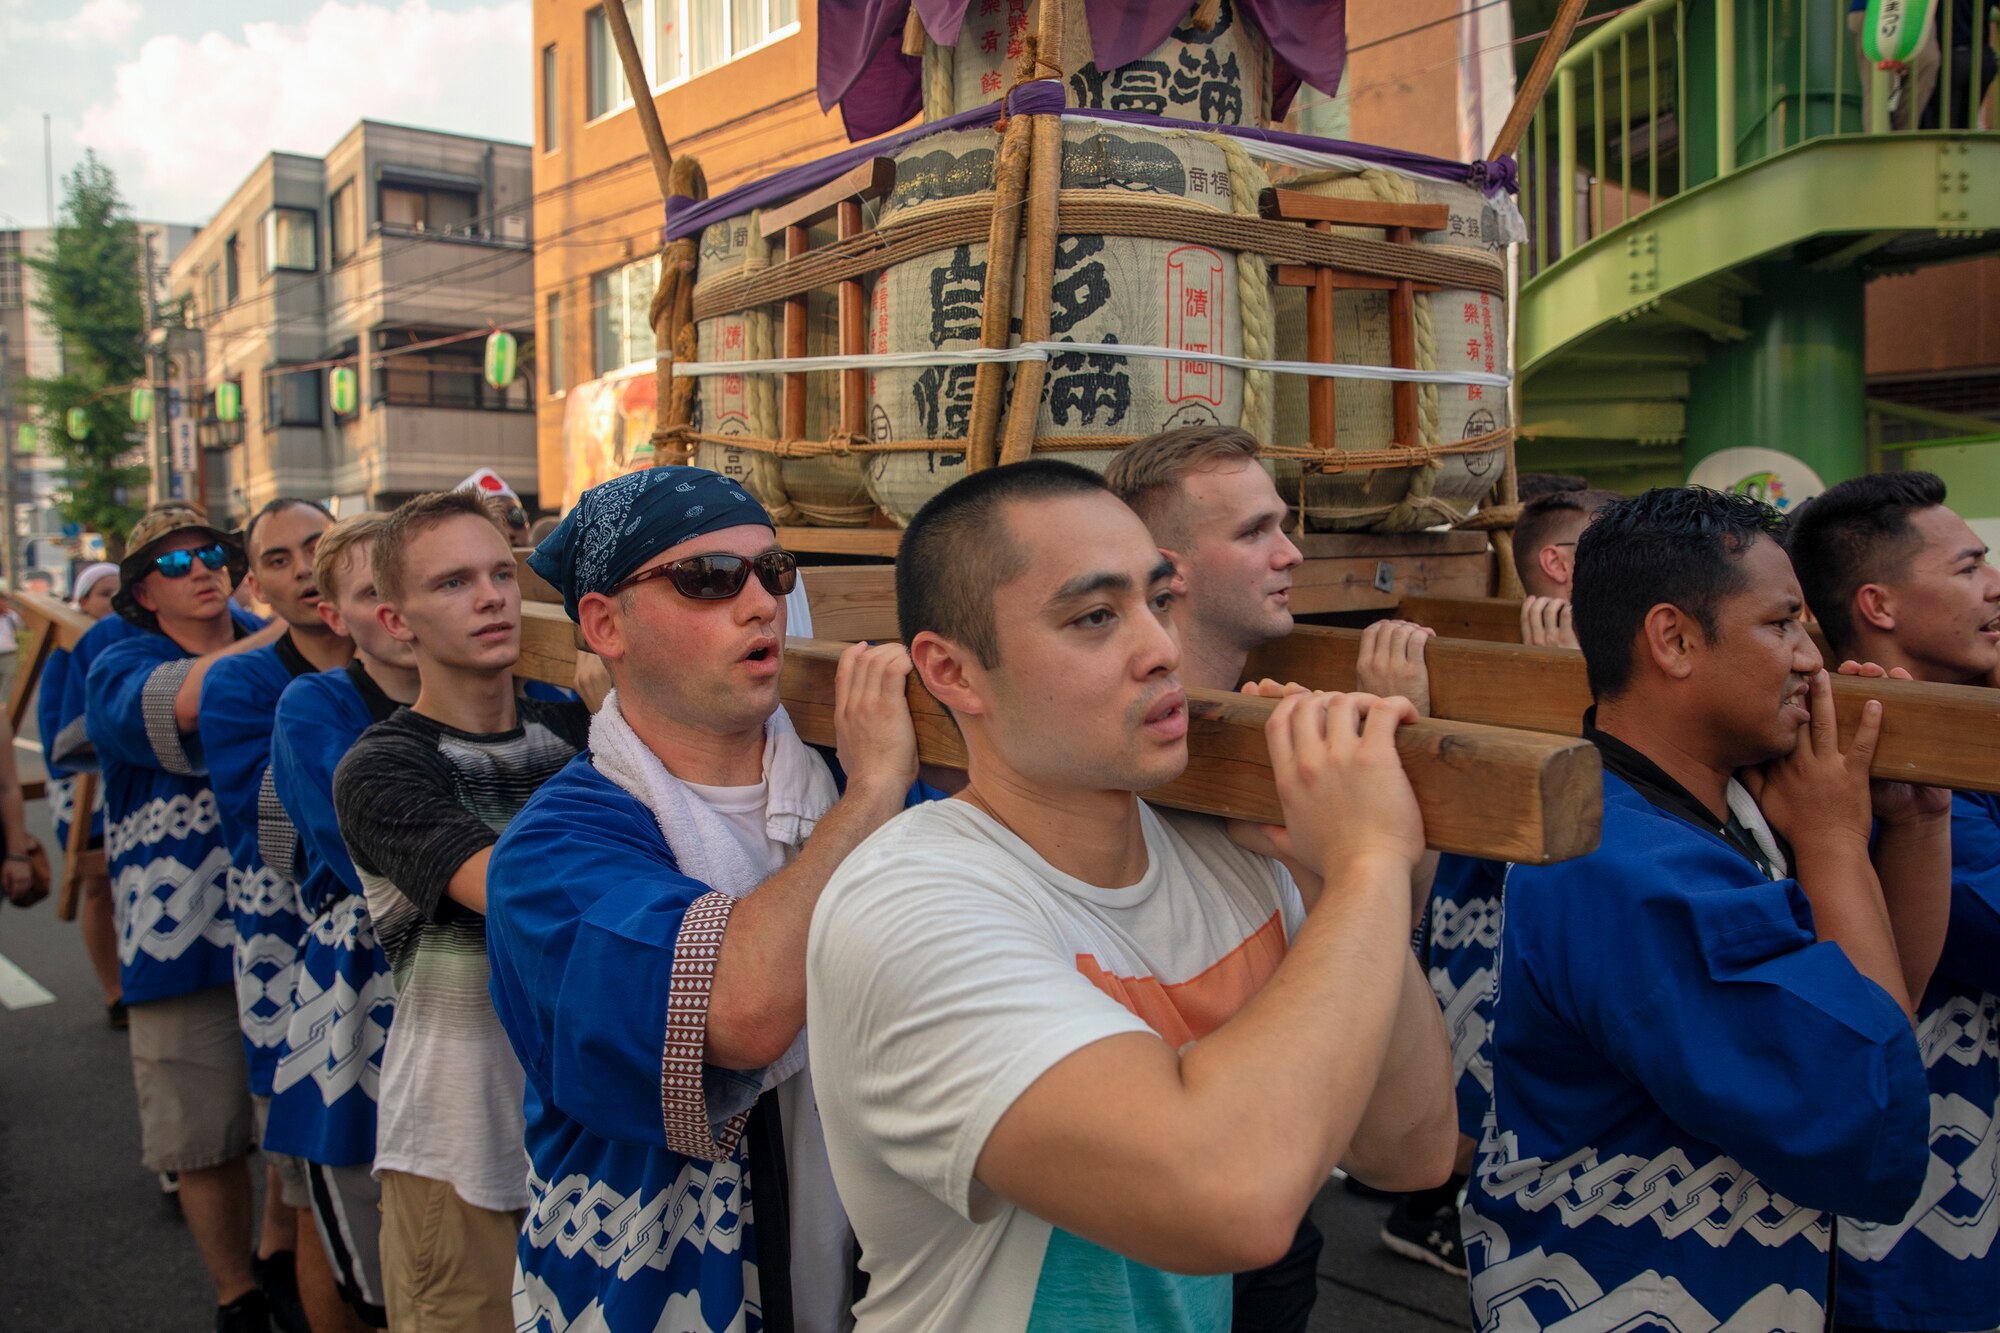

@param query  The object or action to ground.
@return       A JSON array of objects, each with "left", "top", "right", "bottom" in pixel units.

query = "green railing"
[{"left": 1520, "top": 0, "right": 1998, "bottom": 279}]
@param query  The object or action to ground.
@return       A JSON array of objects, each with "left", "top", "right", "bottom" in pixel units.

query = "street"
[{"left": 0, "top": 760, "right": 1471, "bottom": 1332}]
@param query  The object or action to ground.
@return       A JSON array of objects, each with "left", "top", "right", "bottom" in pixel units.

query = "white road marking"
[{"left": 0, "top": 949, "right": 56, "bottom": 1009}]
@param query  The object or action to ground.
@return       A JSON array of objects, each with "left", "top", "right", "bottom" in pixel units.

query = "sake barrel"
[
  {"left": 865, "top": 122, "right": 1254, "bottom": 526},
  {"left": 940, "top": 0, "right": 1271, "bottom": 130},
  {"left": 1273, "top": 170, "right": 1511, "bottom": 531},
  {"left": 690, "top": 213, "right": 879, "bottom": 525}
]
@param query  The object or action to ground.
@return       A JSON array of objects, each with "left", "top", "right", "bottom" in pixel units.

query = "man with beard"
[
  {"left": 1464, "top": 487, "right": 1946, "bottom": 1333},
  {"left": 86, "top": 505, "right": 288, "bottom": 1332},
  {"left": 199, "top": 498, "right": 348, "bottom": 1333},
  {"left": 1786, "top": 472, "right": 2000, "bottom": 1333},
  {"left": 808, "top": 460, "right": 1456, "bottom": 1332},
  {"left": 486, "top": 467, "right": 929, "bottom": 1333}
]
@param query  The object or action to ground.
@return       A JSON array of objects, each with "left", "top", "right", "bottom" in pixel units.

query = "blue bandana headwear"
[{"left": 529, "top": 467, "right": 774, "bottom": 621}]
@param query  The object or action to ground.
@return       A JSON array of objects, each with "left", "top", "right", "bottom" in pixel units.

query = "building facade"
[
  {"left": 1, "top": 220, "right": 196, "bottom": 588},
  {"left": 167, "top": 121, "right": 538, "bottom": 524}
]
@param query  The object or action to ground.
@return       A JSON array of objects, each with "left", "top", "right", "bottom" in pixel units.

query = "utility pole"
[
  {"left": 0, "top": 325, "right": 19, "bottom": 584},
  {"left": 43, "top": 115, "right": 55, "bottom": 228}
]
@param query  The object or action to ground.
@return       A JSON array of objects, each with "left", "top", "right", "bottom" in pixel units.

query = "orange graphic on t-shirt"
[{"left": 1073, "top": 912, "right": 1289, "bottom": 1048}]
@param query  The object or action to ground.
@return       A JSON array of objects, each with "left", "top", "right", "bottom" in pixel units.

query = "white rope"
[{"left": 667, "top": 340, "right": 1512, "bottom": 388}]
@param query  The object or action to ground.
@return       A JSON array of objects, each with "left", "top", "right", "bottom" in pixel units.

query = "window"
[
  {"left": 546, "top": 291, "right": 567, "bottom": 394},
  {"left": 380, "top": 183, "right": 477, "bottom": 234},
  {"left": 204, "top": 264, "right": 222, "bottom": 318},
  {"left": 371, "top": 331, "right": 533, "bottom": 412},
  {"left": 224, "top": 234, "right": 240, "bottom": 303},
  {"left": 586, "top": 3, "right": 645, "bottom": 119},
  {"left": 655, "top": 0, "right": 796, "bottom": 85},
  {"left": 591, "top": 256, "right": 659, "bottom": 376},
  {"left": 0, "top": 234, "right": 20, "bottom": 309},
  {"left": 264, "top": 367, "right": 322, "bottom": 428},
  {"left": 264, "top": 207, "right": 318, "bottom": 274},
  {"left": 542, "top": 44, "right": 560, "bottom": 151},
  {"left": 329, "top": 181, "right": 359, "bottom": 264}
]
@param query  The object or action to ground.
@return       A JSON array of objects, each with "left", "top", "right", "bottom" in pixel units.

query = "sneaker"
[
  {"left": 106, "top": 1000, "right": 128, "bottom": 1029},
  {"left": 215, "top": 1289, "right": 272, "bottom": 1333},
  {"left": 1380, "top": 1193, "right": 1467, "bottom": 1277},
  {"left": 252, "top": 1251, "right": 311, "bottom": 1333}
]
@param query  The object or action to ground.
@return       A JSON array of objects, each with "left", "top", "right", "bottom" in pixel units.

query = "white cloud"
[
  {"left": 2, "top": 0, "right": 142, "bottom": 45},
  {"left": 76, "top": 0, "right": 531, "bottom": 221}
]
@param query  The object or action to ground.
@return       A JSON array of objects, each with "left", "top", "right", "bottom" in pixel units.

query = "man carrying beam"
[
  {"left": 1785, "top": 471, "right": 2000, "bottom": 1333},
  {"left": 1106, "top": 424, "right": 1462, "bottom": 1288},
  {"left": 1464, "top": 487, "right": 1945, "bottom": 1332},
  {"left": 1509, "top": 481, "right": 1620, "bottom": 648},
  {"left": 485, "top": 468, "right": 933, "bottom": 1333},
  {"left": 807, "top": 460, "right": 1457, "bottom": 1332}
]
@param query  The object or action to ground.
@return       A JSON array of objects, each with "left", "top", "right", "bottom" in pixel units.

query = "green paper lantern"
[
  {"left": 1861, "top": 0, "right": 1941, "bottom": 62},
  {"left": 329, "top": 365, "right": 358, "bottom": 416},
  {"left": 483, "top": 330, "right": 518, "bottom": 390},
  {"left": 66, "top": 406, "right": 89, "bottom": 440},
  {"left": 214, "top": 381, "right": 241, "bottom": 423},
  {"left": 16, "top": 423, "right": 35, "bottom": 454},
  {"left": 130, "top": 386, "right": 153, "bottom": 424}
]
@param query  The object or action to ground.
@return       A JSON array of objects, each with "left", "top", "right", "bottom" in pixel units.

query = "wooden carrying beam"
[
  {"left": 1246, "top": 625, "right": 2000, "bottom": 795},
  {"left": 512, "top": 607, "right": 1601, "bottom": 863},
  {"left": 1397, "top": 595, "right": 1835, "bottom": 657}
]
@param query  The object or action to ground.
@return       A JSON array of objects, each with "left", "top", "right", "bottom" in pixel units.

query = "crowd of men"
[{"left": 9, "top": 425, "right": 1999, "bottom": 1333}]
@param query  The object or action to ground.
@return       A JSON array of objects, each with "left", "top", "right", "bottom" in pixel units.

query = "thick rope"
[
  {"left": 651, "top": 154, "right": 707, "bottom": 464},
  {"left": 659, "top": 425, "right": 1512, "bottom": 470},
  {"left": 922, "top": 34, "right": 956, "bottom": 120},
  {"left": 1214, "top": 132, "right": 1276, "bottom": 446},
  {"left": 689, "top": 193, "right": 1506, "bottom": 322}
]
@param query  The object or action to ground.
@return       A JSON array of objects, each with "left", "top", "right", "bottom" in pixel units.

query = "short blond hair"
[
  {"left": 1103, "top": 425, "right": 1263, "bottom": 544},
  {"left": 313, "top": 513, "right": 390, "bottom": 603},
  {"left": 373, "top": 490, "right": 493, "bottom": 605}
]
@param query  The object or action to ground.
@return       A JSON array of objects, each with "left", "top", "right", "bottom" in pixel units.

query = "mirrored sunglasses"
[
  {"left": 614, "top": 550, "right": 799, "bottom": 601},
  {"left": 151, "top": 543, "right": 230, "bottom": 579}
]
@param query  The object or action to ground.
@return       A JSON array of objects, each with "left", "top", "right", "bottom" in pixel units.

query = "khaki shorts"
[
  {"left": 379, "top": 1170, "right": 520, "bottom": 1333},
  {"left": 127, "top": 985, "right": 255, "bottom": 1174},
  {"left": 250, "top": 1094, "right": 312, "bottom": 1209}
]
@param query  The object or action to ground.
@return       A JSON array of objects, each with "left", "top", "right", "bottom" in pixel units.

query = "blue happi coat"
[
  {"left": 39, "top": 619, "right": 134, "bottom": 845},
  {"left": 1465, "top": 769, "right": 1930, "bottom": 1333},
  {"left": 1424, "top": 854, "right": 1508, "bottom": 1140},
  {"left": 488, "top": 751, "right": 937, "bottom": 1333},
  {"left": 84, "top": 610, "right": 263, "bottom": 1005},
  {"left": 1834, "top": 789, "right": 2000, "bottom": 1331},
  {"left": 264, "top": 662, "right": 400, "bottom": 1166},
  {"left": 199, "top": 639, "right": 315, "bottom": 1094}
]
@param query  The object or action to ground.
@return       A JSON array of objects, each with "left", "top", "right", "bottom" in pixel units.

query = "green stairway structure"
[{"left": 1511, "top": 0, "right": 2000, "bottom": 509}]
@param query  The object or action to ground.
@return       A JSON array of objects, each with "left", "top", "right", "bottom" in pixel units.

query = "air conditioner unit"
[{"left": 500, "top": 215, "right": 528, "bottom": 242}]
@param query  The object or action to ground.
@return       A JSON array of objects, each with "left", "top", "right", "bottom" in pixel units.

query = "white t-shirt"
[
  {"left": 682, "top": 777, "right": 853, "bottom": 1333},
  {"left": 806, "top": 799, "right": 1305, "bottom": 1333}
]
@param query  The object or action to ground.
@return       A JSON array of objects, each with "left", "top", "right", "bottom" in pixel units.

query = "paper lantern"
[
  {"left": 66, "top": 407, "right": 89, "bottom": 440},
  {"left": 483, "top": 330, "right": 518, "bottom": 390},
  {"left": 130, "top": 386, "right": 153, "bottom": 423},
  {"left": 214, "top": 381, "right": 241, "bottom": 423},
  {"left": 16, "top": 423, "right": 35, "bottom": 454},
  {"left": 329, "top": 366, "right": 358, "bottom": 416}
]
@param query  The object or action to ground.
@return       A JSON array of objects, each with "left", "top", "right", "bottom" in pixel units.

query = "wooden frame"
[{"left": 512, "top": 607, "right": 1602, "bottom": 863}]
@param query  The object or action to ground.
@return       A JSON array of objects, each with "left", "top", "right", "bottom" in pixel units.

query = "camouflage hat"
[{"left": 113, "top": 503, "right": 246, "bottom": 630}]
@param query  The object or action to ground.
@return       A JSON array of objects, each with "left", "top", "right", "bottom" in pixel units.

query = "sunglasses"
[
  {"left": 151, "top": 543, "right": 230, "bottom": 579},
  {"left": 614, "top": 550, "right": 799, "bottom": 601}
]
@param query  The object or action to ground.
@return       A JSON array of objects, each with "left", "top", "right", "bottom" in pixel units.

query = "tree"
[{"left": 19, "top": 152, "right": 151, "bottom": 558}]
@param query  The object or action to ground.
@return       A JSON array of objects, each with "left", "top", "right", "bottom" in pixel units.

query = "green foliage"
[{"left": 18, "top": 151, "right": 150, "bottom": 553}]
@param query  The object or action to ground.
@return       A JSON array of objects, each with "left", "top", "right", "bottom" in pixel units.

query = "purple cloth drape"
[
  {"left": 664, "top": 79, "right": 1512, "bottom": 243},
  {"left": 817, "top": 0, "right": 1346, "bottom": 140}
]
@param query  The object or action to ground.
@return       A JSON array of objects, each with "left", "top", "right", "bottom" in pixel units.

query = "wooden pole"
[
  {"left": 998, "top": 0, "right": 1072, "bottom": 466},
  {"left": 1488, "top": 0, "right": 1592, "bottom": 160},
  {"left": 602, "top": 0, "right": 673, "bottom": 193},
  {"left": 56, "top": 770, "right": 95, "bottom": 923},
  {"left": 966, "top": 113, "right": 1034, "bottom": 472},
  {"left": 1246, "top": 624, "right": 2000, "bottom": 795}
]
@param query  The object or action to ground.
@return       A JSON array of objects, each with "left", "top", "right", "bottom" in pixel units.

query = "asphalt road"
[{"left": 0, "top": 738, "right": 1472, "bottom": 1332}]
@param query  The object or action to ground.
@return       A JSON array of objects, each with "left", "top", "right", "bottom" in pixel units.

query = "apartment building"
[
  {"left": 168, "top": 121, "right": 538, "bottom": 523},
  {"left": 1, "top": 220, "right": 195, "bottom": 586}
]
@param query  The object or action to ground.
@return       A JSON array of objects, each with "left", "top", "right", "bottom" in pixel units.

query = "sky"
[{"left": 0, "top": 0, "right": 532, "bottom": 229}]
